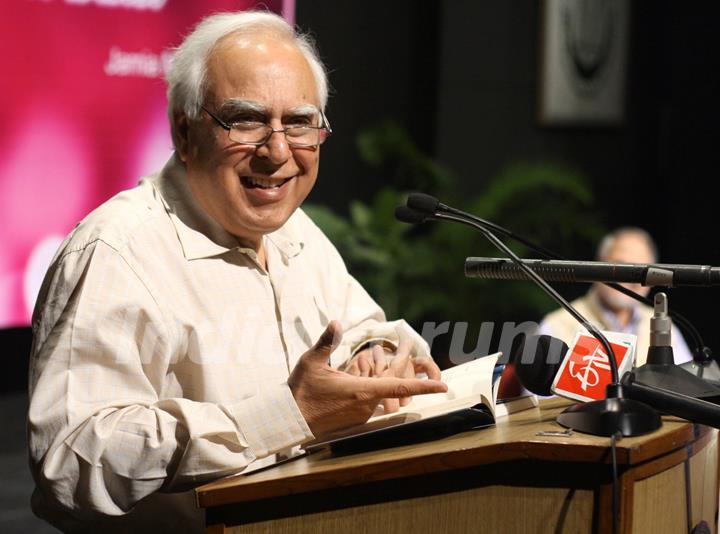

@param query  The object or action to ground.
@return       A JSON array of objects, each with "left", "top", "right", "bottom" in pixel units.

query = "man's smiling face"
[{"left": 176, "top": 33, "right": 322, "bottom": 248}]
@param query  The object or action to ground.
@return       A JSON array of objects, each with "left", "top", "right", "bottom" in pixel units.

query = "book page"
[
  {"left": 304, "top": 353, "right": 502, "bottom": 450},
  {"left": 369, "top": 352, "right": 500, "bottom": 421}
]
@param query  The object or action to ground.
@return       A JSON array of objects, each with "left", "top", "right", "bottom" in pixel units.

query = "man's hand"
[
  {"left": 288, "top": 321, "right": 447, "bottom": 437},
  {"left": 346, "top": 338, "right": 442, "bottom": 414}
]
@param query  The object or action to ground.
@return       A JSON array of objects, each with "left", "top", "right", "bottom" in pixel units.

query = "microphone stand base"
[
  {"left": 557, "top": 397, "right": 662, "bottom": 437},
  {"left": 634, "top": 363, "right": 720, "bottom": 403},
  {"left": 679, "top": 359, "right": 720, "bottom": 388}
]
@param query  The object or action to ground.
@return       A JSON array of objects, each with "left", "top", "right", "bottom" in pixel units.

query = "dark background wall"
[
  {"left": 298, "top": 1, "right": 441, "bottom": 206},
  {"left": 2, "top": 0, "right": 718, "bottom": 393},
  {"left": 626, "top": 0, "right": 719, "bottom": 360},
  {"left": 432, "top": 0, "right": 719, "bottom": 349},
  {"left": 436, "top": 1, "right": 633, "bottom": 210},
  {"left": 297, "top": 0, "right": 719, "bottom": 355}
]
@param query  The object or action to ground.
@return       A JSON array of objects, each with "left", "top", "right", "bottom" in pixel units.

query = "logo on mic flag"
[{"left": 552, "top": 331, "right": 637, "bottom": 402}]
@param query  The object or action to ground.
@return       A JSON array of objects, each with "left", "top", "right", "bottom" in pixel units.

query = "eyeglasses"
[{"left": 202, "top": 106, "right": 332, "bottom": 148}]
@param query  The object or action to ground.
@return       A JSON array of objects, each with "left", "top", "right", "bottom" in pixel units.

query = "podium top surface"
[{"left": 195, "top": 397, "right": 712, "bottom": 509}]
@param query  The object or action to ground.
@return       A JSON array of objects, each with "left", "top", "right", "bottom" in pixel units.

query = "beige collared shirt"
[
  {"left": 538, "top": 288, "right": 692, "bottom": 366},
  {"left": 28, "top": 154, "right": 430, "bottom": 532}
]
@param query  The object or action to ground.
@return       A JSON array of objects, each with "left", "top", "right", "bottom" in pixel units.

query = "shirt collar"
[
  {"left": 267, "top": 222, "right": 305, "bottom": 260},
  {"left": 150, "top": 153, "right": 304, "bottom": 261},
  {"left": 587, "top": 287, "right": 641, "bottom": 333}
]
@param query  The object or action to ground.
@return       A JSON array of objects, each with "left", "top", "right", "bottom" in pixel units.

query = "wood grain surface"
[{"left": 196, "top": 398, "right": 711, "bottom": 509}]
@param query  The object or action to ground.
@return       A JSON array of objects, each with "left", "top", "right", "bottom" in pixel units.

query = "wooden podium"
[{"left": 196, "top": 398, "right": 718, "bottom": 533}]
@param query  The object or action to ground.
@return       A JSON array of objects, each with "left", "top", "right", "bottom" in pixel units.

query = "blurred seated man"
[
  {"left": 27, "top": 11, "right": 445, "bottom": 533},
  {"left": 538, "top": 227, "right": 692, "bottom": 366}
]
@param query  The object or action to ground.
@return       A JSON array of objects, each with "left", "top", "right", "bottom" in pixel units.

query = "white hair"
[
  {"left": 596, "top": 227, "right": 659, "bottom": 263},
  {"left": 166, "top": 10, "right": 328, "bottom": 147}
]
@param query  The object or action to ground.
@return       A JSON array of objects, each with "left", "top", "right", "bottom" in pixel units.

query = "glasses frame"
[{"left": 201, "top": 106, "right": 332, "bottom": 148}]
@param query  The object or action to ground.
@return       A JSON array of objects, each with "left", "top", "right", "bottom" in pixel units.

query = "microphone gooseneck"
[
  {"left": 397, "top": 194, "right": 662, "bottom": 437},
  {"left": 402, "top": 196, "right": 620, "bottom": 381},
  {"left": 431, "top": 210, "right": 622, "bottom": 385},
  {"left": 402, "top": 192, "right": 711, "bottom": 367}
]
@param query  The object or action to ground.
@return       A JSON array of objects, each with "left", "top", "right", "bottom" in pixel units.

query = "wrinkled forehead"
[
  {"left": 204, "top": 32, "right": 319, "bottom": 114},
  {"left": 214, "top": 28, "right": 298, "bottom": 57},
  {"left": 606, "top": 234, "right": 656, "bottom": 263},
  {"left": 205, "top": 31, "right": 319, "bottom": 106}
]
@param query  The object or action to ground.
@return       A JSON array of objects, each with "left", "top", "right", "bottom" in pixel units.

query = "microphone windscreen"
[
  {"left": 510, "top": 334, "right": 569, "bottom": 396},
  {"left": 406, "top": 193, "right": 440, "bottom": 215},
  {"left": 395, "top": 206, "right": 427, "bottom": 224}
]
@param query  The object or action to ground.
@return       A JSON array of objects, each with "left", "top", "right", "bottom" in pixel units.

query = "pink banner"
[{"left": 0, "top": 0, "right": 290, "bottom": 327}]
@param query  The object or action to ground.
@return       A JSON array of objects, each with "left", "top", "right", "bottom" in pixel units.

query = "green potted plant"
[{"left": 304, "top": 121, "right": 606, "bottom": 350}]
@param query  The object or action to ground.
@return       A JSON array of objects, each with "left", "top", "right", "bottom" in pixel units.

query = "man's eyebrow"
[
  {"left": 286, "top": 104, "right": 320, "bottom": 117},
  {"left": 218, "top": 99, "right": 268, "bottom": 116},
  {"left": 217, "top": 100, "right": 321, "bottom": 120}
]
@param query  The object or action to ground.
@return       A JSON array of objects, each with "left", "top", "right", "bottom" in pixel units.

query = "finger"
[
  {"left": 388, "top": 352, "right": 411, "bottom": 377},
  {"left": 388, "top": 354, "right": 415, "bottom": 405},
  {"left": 372, "top": 345, "right": 389, "bottom": 375},
  {"left": 394, "top": 336, "right": 413, "bottom": 358},
  {"left": 362, "top": 377, "right": 447, "bottom": 399},
  {"left": 383, "top": 397, "right": 400, "bottom": 414},
  {"left": 308, "top": 320, "right": 343, "bottom": 362},
  {"left": 403, "top": 360, "right": 415, "bottom": 379},
  {"left": 358, "top": 354, "right": 371, "bottom": 377},
  {"left": 412, "top": 356, "right": 442, "bottom": 380}
]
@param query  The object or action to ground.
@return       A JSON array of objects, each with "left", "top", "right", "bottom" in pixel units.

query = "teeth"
[{"left": 244, "top": 176, "right": 289, "bottom": 188}]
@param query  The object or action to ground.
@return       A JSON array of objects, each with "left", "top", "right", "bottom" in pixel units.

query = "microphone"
[
  {"left": 464, "top": 257, "right": 720, "bottom": 287},
  {"left": 510, "top": 334, "right": 720, "bottom": 429},
  {"left": 406, "top": 194, "right": 560, "bottom": 258},
  {"left": 394, "top": 206, "right": 429, "bottom": 225},
  {"left": 621, "top": 373, "right": 720, "bottom": 429},
  {"left": 509, "top": 334, "right": 566, "bottom": 396},
  {"left": 634, "top": 293, "right": 720, "bottom": 401},
  {"left": 398, "top": 194, "right": 662, "bottom": 437},
  {"left": 406, "top": 193, "right": 442, "bottom": 214},
  {"left": 401, "top": 192, "right": 713, "bottom": 368}
]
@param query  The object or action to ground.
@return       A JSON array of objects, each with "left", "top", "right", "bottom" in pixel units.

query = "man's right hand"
[{"left": 288, "top": 320, "right": 448, "bottom": 437}]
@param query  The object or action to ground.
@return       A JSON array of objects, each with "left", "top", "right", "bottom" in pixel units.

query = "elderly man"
[
  {"left": 539, "top": 227, "right": 692, "bottom": 366},
  {"left": 28, "top": 11, "right": 445, "bottom": 532}
]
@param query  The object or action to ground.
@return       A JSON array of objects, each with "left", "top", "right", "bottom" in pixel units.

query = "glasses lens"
[
  {"left": 228, "top": 123, "right": 270, "bottom": 144},
  {"left": 285, "top": 127, "right": 321, "bottom": 147},
  {"left": 227, "top": 124, "right": 327, "bottom": 146},
  {"left": 230, "top": 122, "right": 272, "bottom": 144}
]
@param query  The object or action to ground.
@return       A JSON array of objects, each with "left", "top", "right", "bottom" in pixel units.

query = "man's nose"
[{"left": 255, "top": 129, "right": 291, "bottom": 164}]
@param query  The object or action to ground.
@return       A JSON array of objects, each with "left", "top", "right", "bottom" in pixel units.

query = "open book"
[{"left": 305, "top": 353, "right": 538, "bottom": 454}]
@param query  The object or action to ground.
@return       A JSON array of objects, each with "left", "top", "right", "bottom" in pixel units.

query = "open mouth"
[{"left": 241, "top": 176, "right": 293, "bottom": 189}]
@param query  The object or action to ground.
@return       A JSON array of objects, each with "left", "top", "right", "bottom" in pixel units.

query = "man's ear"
[{"left": 173, "top": 110, "right": 190, "bottom": 162}]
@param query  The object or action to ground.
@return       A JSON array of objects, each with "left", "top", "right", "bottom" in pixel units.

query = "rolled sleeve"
[
  {"left": 227, "top": 383, "right": 313, "bottom": 459},
  {"left": 28, "top": 241, "right": 313, "bottom": 519}
]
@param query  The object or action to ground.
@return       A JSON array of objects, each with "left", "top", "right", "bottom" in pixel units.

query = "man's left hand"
[{"left": 344, "top": 339, "right": 442, "bottom": 413}]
